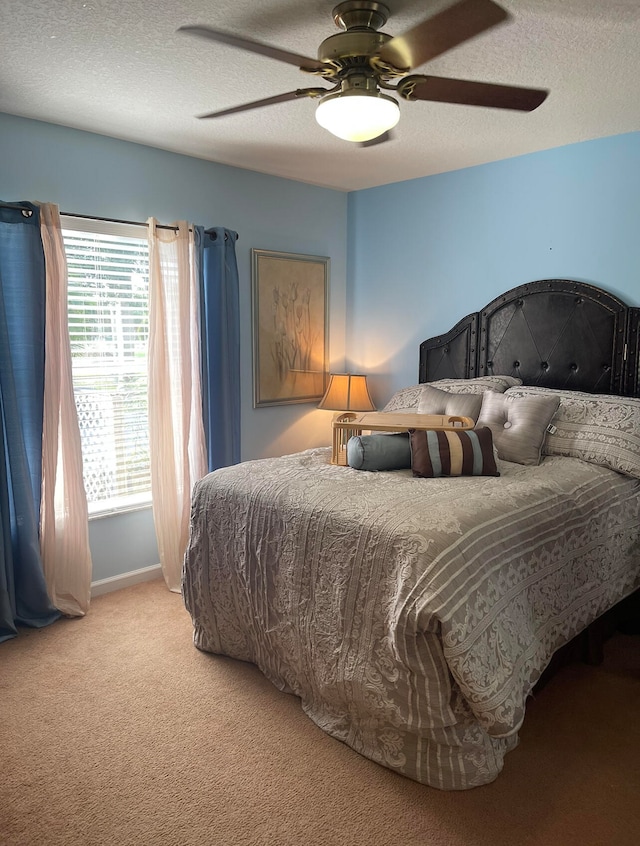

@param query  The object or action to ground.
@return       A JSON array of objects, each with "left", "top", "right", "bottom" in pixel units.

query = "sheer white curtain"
[
  {"left": 147, "top": 219, "right": 207, "bottom": 592},
  {"left": 38, "top": 203, "right": 92, "bottom": 615}
]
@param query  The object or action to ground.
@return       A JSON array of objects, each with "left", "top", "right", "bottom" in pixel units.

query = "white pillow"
[
  {"left": 476, "top": 391, "right": 560, "bottom": 465},
  {"left": 429, "top": 375, "right": 522, "bottom": 394},
  {"left": 382, "top": 375, "right": 522, "bottom": 413},
  {"left": 382, "top": 384, "right": 425, "bottom": 412},
  {"left": 417, "top": 384, "right": 483, "bottom": 422},
  {"left": 505, "top": 386, "right": 640, "bottom": 478}
]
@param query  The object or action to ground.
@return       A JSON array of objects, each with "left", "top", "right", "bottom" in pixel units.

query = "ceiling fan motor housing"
[
  {"left": 318, "top": 30, "right": 391, "bottom": 66},
  {"left": 320, "top": 0, "right": 393, "bottom": 71},
  {"left": 332, "top": 1, "right": 390, "bottom": 32}
]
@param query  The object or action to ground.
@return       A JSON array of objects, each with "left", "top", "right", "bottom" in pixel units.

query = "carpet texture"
[{"left": 1, "top": 579, "right": 639, "bottom": 846}]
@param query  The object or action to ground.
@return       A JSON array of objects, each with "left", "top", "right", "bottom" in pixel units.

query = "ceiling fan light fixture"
[{"left": 315, "top": 89, "right": 400, "bottom": 143}]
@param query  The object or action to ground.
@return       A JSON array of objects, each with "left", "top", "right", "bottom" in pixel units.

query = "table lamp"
[{"left": 318, "top": 373, "right": 375, "bottom": 465}]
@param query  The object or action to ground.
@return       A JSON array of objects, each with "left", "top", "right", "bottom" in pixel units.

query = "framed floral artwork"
[{"left": 251, "top": 249, "right": 329, "bottom": 407}]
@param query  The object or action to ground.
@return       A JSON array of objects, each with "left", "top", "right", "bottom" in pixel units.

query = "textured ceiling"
[{"left": 2, "top": 0, "right": 639, "bottom": 191}]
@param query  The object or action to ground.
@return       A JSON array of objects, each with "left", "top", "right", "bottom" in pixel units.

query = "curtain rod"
[
  {"left": 0, "top": 203, "right": 238, "bottom": 240},
  {"left": 62, "top": 211, "right": 185, "bottom": 232},
  {"left": 62, "top": 212, "right": 239, "bottom": 240}
]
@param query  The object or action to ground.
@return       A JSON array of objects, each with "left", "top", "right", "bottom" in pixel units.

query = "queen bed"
[{"left": 182, "top": 279, "right": 640, "bottom": 790}]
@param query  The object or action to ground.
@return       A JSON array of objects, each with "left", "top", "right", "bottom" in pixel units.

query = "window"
[{"left": 63, "top": 217, "right": 151, "bottom": 516}]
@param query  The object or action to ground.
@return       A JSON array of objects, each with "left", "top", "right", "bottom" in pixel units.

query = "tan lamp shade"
[
  {"left": 318, "top": 373, "right": 376, "bottom": 412},
  {"left": 319, "top": 374, "right": 375, "bottom": 465}
]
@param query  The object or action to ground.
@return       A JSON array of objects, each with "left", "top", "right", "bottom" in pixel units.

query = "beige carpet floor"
[{"left": 1, "top": 578, "right": 639, "bottom": 846}]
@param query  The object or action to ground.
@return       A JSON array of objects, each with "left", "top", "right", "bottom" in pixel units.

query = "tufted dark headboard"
[{"left": 419, "top": 279, "right": 640, "bottom": 397}]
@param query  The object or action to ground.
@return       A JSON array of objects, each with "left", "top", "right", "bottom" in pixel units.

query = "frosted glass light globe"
[{"left": 315, "top": 91, "right": 400, "bottom": 143}]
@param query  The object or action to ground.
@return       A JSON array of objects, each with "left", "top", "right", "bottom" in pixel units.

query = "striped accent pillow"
[{"left": 409, "top": 427, "right": 500, "bottom": 478}]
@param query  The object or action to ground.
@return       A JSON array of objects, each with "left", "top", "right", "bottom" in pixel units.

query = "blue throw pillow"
[{"left": 347, "top": 432, "right": 412, "bottom": 471}]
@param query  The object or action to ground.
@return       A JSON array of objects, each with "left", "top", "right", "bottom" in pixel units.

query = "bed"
[{"left": 182, "top": 279, "right": 640, "bottom": 790}]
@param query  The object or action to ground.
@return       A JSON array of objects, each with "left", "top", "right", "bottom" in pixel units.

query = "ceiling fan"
[{"left": 179, "top": 0, "right": 548, "bottom": 144}]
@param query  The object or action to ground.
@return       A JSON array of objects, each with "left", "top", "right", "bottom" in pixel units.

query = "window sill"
[{"left": 88, "top": 499, "right": 153, "bottom": 521}]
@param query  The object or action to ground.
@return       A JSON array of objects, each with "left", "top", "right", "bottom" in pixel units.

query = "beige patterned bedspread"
[{"left": 182, "top": 449, "right": 640, "bottom": 790}]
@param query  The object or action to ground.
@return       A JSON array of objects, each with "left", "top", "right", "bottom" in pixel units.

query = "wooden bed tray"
[{"left": 330, "top": 412, "right": 474, "bottom": 466}]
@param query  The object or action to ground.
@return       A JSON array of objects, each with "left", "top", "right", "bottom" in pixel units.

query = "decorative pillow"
[
  {"left": 476, "top": 391, "right": 560, "bottom": 465},
  {"left": 382, "top": 376, "right": 522, "bottom": 413},
  {"left": 347, "top": 433, "right": 411, "bottom": 471},
  {"left": 409, "top": 427, "right": 499, "bottom": 478},
  {"left": 417, "top": 384, "right": 483, "bottom": 422},
  {"left": 504, "top": 386, "right": 640, "bottom": 479},
  {"left": 382, "top": 384, "right": 425, "bottom": 412}
]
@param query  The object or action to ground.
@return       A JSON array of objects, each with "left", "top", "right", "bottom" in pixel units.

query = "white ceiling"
[{"left": 2, "top": 0, "right": 640, "bottom": 191}]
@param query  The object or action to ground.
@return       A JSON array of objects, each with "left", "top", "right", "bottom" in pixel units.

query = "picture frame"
[{"left": 252, "top": 248, "right": 330, "bottom": 408}]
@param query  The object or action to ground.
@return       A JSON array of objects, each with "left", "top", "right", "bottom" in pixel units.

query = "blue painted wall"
[
  {"left": 3, "top": 112, "right": 639, "bottom": 584},
  {"left": 0, "top": 112, "right": 348, "bottom": 582},
  {"left": 347, "top": 132, "right": 640, "bottom": 406}
]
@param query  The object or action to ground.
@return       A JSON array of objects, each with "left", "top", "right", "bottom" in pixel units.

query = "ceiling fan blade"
[
  {"left": 197, "top": 88, "right": 328, "bottom": 120},
  {"left": 376, "top": 0, "right": 509, "bottom": 72},
  {"left": 399, "top": 75, "right": 548, "bottom": 111},
  {"left": 178, "top": 25, "right": 326, "bottom": 72}
]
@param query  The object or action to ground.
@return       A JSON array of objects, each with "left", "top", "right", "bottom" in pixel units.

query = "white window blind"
[{"left": 63, "top": 218, "right": 151, "bottom": 516}]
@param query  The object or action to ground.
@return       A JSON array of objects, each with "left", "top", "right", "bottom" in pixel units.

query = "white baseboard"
[{"left": 91, "top": 563, "right": 163, "bottom": 597}]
